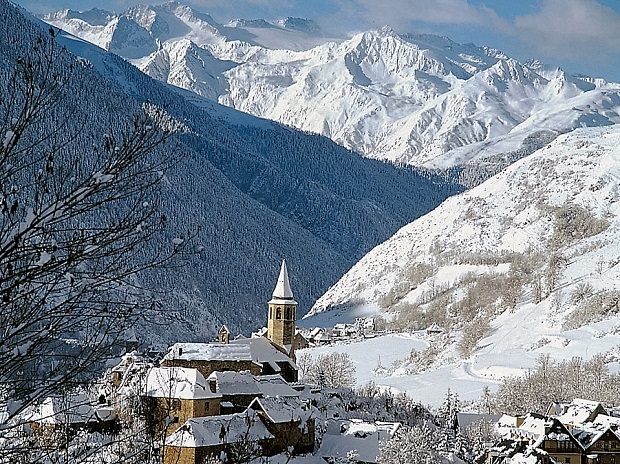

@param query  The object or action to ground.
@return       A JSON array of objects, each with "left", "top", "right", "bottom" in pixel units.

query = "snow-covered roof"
[
  {"left": 503, "top": 414, "right": 580, "bottom": 450},
  {"left": 144, "top": 367, "right": 221, "bottom": 400},
  {"left": 553, "top": 398, "right": 606, "bottom": 427},
  {"left": 572, "top": 426, "right": 609, "bottom": 449},
  {"left": 206, "top": 370, "right": 262, "bottom": 396},
  {"left": 165, "top": 409, "right": 273, "bottom": 448},
  {"left": 320, "top": 419, "right": 401, "bottom": 464},
  {"left": 255, "top": 374, "right": 299, "bottom": 397},
  {"left": 162, "top": 338, "right": 297, "bottom": 372},
  {"left": 161, "top": 342, "right": 257, "bottom": 364},
  {"left": 572, "top": 415, "right": 620, "bottom": 449},
  {"left": 230, "top": 337, "right": 298, "bottom": 371},
  {"left": 269, "top": 259, "right": 297, "bottom": 305},
  {"left": 22, "top": 393, "right": 97, "bottom": 425},
  {"left": 249, "top": 396, "right": 315, "bottom": 424}
]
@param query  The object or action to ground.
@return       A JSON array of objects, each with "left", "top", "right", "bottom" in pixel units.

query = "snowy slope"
[
  {"left": 44, "top": 3, "right": 620, "bottom": 168},
  {"left": 304, "top": 125, "right": 620, "bottom": 403}
]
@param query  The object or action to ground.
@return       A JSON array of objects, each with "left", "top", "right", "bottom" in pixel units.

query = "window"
[
  {"left": 565, "top": 458, "right": 570, "bottom": 464},
  {"left": 276, "top": 307, "right": 282, "bottom": 319},
  {"left": 204, "top": 401, "right": 210, "bottom": 414},
  {"left": 285, "top": 307, "right": 290, "bottom": 319}
]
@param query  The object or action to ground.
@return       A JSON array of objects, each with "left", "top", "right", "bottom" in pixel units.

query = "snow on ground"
[
  {"left": 299, "top": 320, "right": 620, "bottom": 409},
  {"left": 298, "top": 333, "right": 499, "bottom": 408}
]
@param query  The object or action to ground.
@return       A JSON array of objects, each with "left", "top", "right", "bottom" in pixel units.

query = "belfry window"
[{"left": 276, "top": 308, "right": 282, "bottom": 319}]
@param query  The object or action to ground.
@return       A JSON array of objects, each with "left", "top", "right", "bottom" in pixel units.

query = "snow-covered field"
[
  {"left": 298, "top": 333, "right": 496, "bottom": 407},
  {"left": 299, "top": 320, "right": 620, "bottom": 409}
]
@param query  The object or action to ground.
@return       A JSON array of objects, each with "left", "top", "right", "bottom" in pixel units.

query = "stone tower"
[{"left": 267, "top": 259, "right": 297, "bottom": 360}]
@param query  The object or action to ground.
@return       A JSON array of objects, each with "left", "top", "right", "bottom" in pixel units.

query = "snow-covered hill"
[
  {"left": 305, "top": 125, "right": 620, "bottom": 399},
  {"left": 44, "top": 2, "right": 620, "bottom": 168}
]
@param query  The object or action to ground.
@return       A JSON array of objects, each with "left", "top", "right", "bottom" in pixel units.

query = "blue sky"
[{"left": 13, "top": 0, "right": 620, "bottom": 82}]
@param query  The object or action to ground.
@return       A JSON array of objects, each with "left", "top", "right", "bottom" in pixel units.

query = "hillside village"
[
  {"left": 10, "top": 261, "right": 620, "bottom": 464},
  {"left": 12, "top": 261, "right": 407, "bottom": 464}
]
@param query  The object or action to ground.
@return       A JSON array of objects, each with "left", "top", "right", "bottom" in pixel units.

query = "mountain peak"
[{"left": 274, "top": 17, "right": 321, "bottom": 34}]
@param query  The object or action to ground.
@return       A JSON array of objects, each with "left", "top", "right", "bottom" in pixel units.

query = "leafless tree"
[
  {"left": 301, "top": 352, "right": 356, "bottom": 388},
  {"left": 0, "top": 29, "right": 181, "bottom": 462}
]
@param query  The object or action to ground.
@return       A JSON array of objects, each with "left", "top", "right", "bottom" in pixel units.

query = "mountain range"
[
  {"left": 44, "top": 1, "right": 620, "bottom": 170},
  {"left": 2, "top": 0, "right": 460, "bottom": 346}
]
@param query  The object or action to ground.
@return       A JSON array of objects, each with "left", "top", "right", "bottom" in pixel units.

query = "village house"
[
  {"left": 549, "top": 398, "right": 609, "bottom": 430},
  {"left": 490, "top": 413, "right": 583, "bottom": 464},
  {"left": 248, "top": 396, "right": 316, "bottom": 455},
  {"left": 163, "top": 408, "right": 274, "bottom": 464},
  {"left": 143, "top": 366, "right": 221, "bottom": 437},
  {"left": 206, "top": 370, "right": 264, "bottom": 413},
  {"left": 22, "top": 392, "right": 117, "bottom": 445},
  {"left": 573, "top": 426, "right": 620, "bottom": 464}
]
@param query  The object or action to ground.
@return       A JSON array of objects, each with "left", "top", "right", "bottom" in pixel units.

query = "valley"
[{"left": 3, "top": 0, "right": 620, "bottom": 462}]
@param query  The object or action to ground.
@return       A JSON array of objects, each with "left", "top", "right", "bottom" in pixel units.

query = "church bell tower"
[{"left": 267, "top": 259, "right": 297, "bottom": 360}]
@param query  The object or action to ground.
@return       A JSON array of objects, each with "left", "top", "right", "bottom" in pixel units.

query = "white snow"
[
  {"left": 303, "top": 125, "right": 620, "bottom": 407},
  {"left": 44, "top": 5, "right": 620, "bottom": 168}
]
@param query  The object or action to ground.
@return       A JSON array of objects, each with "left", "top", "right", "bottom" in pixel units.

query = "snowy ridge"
[
  {"left": 311, "top": 125, "right": 620, "bottom": 313},
  {"left": 44, "top": 3, "right": 620, "bottom": 168},
  {"left": 307, "top": 125, "right": 620, "bottom": 390}
]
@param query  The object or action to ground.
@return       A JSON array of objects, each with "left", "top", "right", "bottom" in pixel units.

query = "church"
[{"left": 160, "top": 259, "right": 299, "bottom": 383}]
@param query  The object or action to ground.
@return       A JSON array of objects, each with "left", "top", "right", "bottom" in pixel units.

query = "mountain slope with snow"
[
  {"left": 44, "top": 2, "right": 620, "bottom": 169},
  {"left": 307, "top": 124, "right": 620, "bottom": 390},
  {"left": 4, "top": 1, "right": 460, "bottom": 344}
]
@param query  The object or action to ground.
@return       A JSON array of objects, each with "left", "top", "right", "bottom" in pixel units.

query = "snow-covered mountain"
[
  {"left": 44, "top": 2, "right": 620, "bottom": 168},
  {"left": 3, "top": 0, "right": 460, "bottom": 345},
  {"left": 306, "top": 124, "right": 620, "bottom": 389}
]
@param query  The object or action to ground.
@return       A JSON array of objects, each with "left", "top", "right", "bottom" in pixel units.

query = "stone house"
[
  {"left": 160, "top": 342, "right": 263, "bottom": 379},
  {"left": 143, "top": 366, "right": 221, "bottom": 437},
  {"left": 206, "top": 370, "right": 264, "bottom": 413},
  {"left": 161, "top": 336, "right": 299, "bottom": 383},
  {"left": 163, "top": 409, "right": 274, "bottom": 464},
  {"left": 248, "top": 396, "right": 316, "bottom": 455}
]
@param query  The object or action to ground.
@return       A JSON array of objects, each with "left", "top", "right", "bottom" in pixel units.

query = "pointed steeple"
[
  {"left": 273, "top": 259, "right": 293, "bottom": 299},
  {"left": 267, "top": 259, "right": 298, "bottom": 363}
]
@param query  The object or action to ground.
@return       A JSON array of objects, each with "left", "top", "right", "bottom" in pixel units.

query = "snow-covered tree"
[
  {"left": 378, "top": 422, "right": 450, "bottom": 464},
  {"left": 436, "top": 389, "right": 460, "bottom": 429},
  {"left": 301, "top": 352, "right": 356, "bottom": 388}
]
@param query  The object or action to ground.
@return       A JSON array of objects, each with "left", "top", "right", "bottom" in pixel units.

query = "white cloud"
[
  {"left": 513, "top": 0, "right": 620, "bottom": 60},
  {"left": 330, "top": 0, "right": 507, "bottom": 31}
]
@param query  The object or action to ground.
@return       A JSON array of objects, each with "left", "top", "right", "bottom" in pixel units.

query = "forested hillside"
[{"left": 0, "top": 1, "right": 461, "bottom": 345}]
